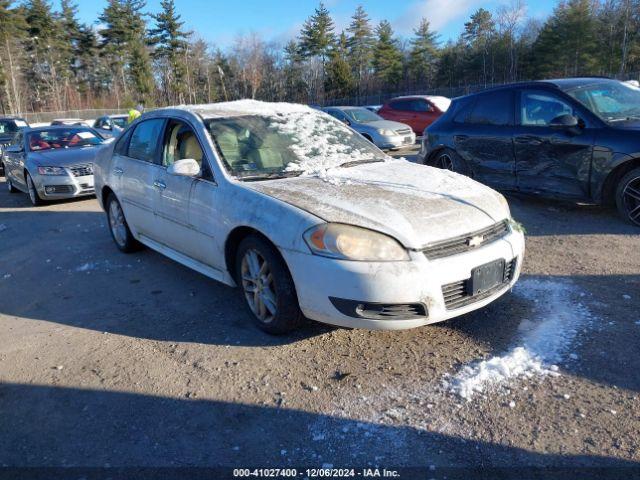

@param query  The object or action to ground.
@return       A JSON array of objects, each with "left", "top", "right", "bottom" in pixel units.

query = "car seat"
[{"left": 247, "top": 133, "right": 285, "bottom": 170}]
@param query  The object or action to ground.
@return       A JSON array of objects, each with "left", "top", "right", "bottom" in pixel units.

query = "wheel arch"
[
  {"left": 600, "top": 157, "right": 640, "bottom": 206},
  {"left": 100, "top": 185, "right": 115, "bottom": 206},
  {"left": 225, "top": 226, "right": 285, "bottom": 283}
]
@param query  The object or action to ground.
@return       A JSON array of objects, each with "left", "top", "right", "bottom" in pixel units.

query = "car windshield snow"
[
  {"left": 205, "top": 110, "right": 384, "bottom": 180},
  {"left": 28, "top": 128, "right": 104, "bottom": 151},
  {"left": 344, "top": 108, "right": 383, "bottom": 123},
  {"left": 566, "top": 81, "right": 640, "bottom": 123}
]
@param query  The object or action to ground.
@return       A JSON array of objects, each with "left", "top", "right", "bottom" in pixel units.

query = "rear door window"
[
  {"left": 390, "top": 100, "right": 414, "bottom": 111},
  {"left": 467, "top": 90, "right": 514, "bottom": 126},
  {"left": 127, "top": 119, "right": 165, "bottom": 162}
]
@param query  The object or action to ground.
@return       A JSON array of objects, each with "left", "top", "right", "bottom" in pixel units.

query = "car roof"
[
  {"left": 106, "top": 114, "right": 128, "bottom": 118},
  {"left": 457, "top": 77, "right": 621, "bottom": 100},
  {"left": 0, "top": 117, "right": 27, "bottom": 121},
  {"left": 24, "top": 125, "right": 94, "bottom": 133},
  {"left": 324, "top": 106, "right": 367, "bottom": 110},
  {"left": 151, "top": 100, "right": 320, "bottom": 120}
]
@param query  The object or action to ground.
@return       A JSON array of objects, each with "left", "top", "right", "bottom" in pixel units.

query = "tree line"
[{"left": 0, "top": 0, "right": 639, "bottom": 115}]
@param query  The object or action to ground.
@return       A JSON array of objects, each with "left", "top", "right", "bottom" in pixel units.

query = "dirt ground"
[{"left": 0, "top": 148, "right": 639, "bottom": 477}]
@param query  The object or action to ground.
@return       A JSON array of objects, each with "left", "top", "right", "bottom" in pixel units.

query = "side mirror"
[
  {"left": 549, "top": 114, "right": 579, "bottom": 129},
  {"left": 168, "top": 158, "right": 200, "bottom": 177},
  {"left": 5, "top": 145, "right": 23, "bottom": 153}
]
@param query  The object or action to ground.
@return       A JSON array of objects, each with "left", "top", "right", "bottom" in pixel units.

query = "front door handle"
[
  {"left": 454, "top": 135, "right": 469, "bottom": 142},
  {"left": 153, "top": 180, "right": 166, "bottom": 190},
  {"left": 113, "top": 167, "right": 123, "bottom": 176},
  {"left": 515, "top": 135, "right": 543, "bottom": 145}
]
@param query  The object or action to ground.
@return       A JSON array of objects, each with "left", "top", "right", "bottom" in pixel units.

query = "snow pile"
[{"left": 448, "top": 278, "right": 594, "bottom": 400}]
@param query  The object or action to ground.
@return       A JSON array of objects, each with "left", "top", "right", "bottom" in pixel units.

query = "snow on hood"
[{"left": 245, "top": 159, "right": 510, "bottom": 248}]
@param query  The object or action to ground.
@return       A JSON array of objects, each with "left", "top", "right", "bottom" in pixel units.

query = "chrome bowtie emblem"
[{"left": 467, "top": 235, "right": 484, "bottom": 248}]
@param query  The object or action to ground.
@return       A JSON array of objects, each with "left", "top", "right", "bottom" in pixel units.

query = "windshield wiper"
[
  {"left": 608, "top": 115, "right": 640, "bottom": 122},
  {"left": 235, "top": 170, "right": 303, "bottom": 181},
  {"left": 339, "top": 158, "right": 385, "bottom": 168}
]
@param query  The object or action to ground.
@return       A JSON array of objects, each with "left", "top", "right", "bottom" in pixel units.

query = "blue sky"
[{"left": 76, "top": 0, "right": 559, "bottom": 49}]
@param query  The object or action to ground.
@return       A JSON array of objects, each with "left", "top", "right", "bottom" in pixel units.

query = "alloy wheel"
[
  {"left": 241, "top": 249, "right": 277, "bottom": 324},
  {"left": 623, "top": 175, "right": 640, "bottom": 226},
  {"left": 438, "top": 153, "right": 454, "bottom": 171},
  {"left": 27, "top": 175, "right": 37, "bottom": 204},
  {"left": 108, "top": 200, "right": 128, "bottom": 247}
]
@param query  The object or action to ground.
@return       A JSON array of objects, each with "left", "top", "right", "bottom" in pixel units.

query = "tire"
[
  {"left": 106, "top": 193, "right": 142, "bottom": 253},
  {"left": 435, "top": 149, "right": 471, "bottom": 176},
  {"left": 25, "top": 172, "right": 43, "bottom": 206},
  {"left": 5, "top": 170, "right": 18, "bottom": 193},
  {"left": 235, "top": 234, "right": 303, "bottom": 335},
  {"left": 615, "top": 166, "right": 640, "bottom": 227}
]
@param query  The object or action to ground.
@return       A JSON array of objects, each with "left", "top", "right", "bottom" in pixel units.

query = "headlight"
[
  {"left": 37, "top": 166, "right": 67, "bottom": 176},
  {"left": 378, "top": 129, "right": 396, "bottom": 136},
  {"left": 303, "top": 223, "right": 409, "bottom": 261}
]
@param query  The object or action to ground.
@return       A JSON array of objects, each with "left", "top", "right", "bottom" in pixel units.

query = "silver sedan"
[
  {"left": 2, "top": 126, "right": 106, "bottom": 206},
  {"left": 322, "top": 106, "right": 415, "bottom": 150}
]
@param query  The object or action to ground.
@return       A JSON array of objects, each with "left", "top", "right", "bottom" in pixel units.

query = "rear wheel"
[
  {"left": 435, "top": 149, "right": 471, "bottom": 176},
  {"left": 5, "top": 170, "right": 18, "bottom": 193},
  {"left": 25, "top": 172, "right": 43, "bottom": 206},
  {"left": 236, "top": 235, "right": 303, "bottom": 335},
  {"left": 106, "top": 193, "right": 142, "bottom": 252},
  {"left": 616, "top": 167, "right": 640, "bottom": 226}
]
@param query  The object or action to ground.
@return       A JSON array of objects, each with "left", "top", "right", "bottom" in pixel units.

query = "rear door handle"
[
  {"left": 153, "top": 180, "right": 166, "bottom": 190},
  {"left": 113, "top": 167, "right": 123, "bottom": 176},
  {"left": 454, "top": 135, "right": 469, "bottom": 142}
]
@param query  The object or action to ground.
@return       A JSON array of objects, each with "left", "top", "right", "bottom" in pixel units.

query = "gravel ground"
[{"left": 0, "top": 149, "right": 639, "bottom": 477}]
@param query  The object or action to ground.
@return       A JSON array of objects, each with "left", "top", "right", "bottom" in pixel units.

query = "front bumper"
[
  {"left": 33, "top": 172, "right": 95, "bottom": 199},
  {"left": 375, "top": 132, "right": 416, "bottom": 150},
  {"left": 283, "top": 227, "right": 525, "bottom": 330}
]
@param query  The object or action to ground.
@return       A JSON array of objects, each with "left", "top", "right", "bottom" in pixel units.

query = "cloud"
[{"left": 393, "top": 0, "right": 485, "bottom": 35}]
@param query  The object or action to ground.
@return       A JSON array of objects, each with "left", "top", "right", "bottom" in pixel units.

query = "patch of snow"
[
  {"left": 623, "top": 294, "right": 631, "bottom": 300},
  {"left": 448, "top": 278, "right": 594, "bottom": 400},
  {"left": 76, "top": 262, "right": 95, "bottom": 272},
  {"left": 3, "top": 273, "right": 11, "bottom": 279},
  {"left": 508, "top": 401, "right": 516, "bottom": 408}
]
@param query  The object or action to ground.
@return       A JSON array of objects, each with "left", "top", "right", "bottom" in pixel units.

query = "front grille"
[
  {"left": 442, "top": 258, "right": 517, "bottom": 310},
  {"left": 422, "top": 220, "right": 510, "bottom": 260},
  {"left": 44, "top": 185, "right": 74, "bottom": 194},
  {"left": 395, "top": 128, "right": 412, "bottom": 136},
  {"left": 69, "top": 164, "right": 93, "bottom": 177}
]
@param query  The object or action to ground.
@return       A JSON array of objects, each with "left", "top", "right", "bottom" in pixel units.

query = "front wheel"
[
  {"left": 236, "top": 235, "right": 303, "bottom": 334},
  {"left": 435, "top": 149, "right": 471, "bottom": 176},
  {"left": 25, "top": 172, "right": 43, "bottom": 206},
  {"left": 106, "top": 194, "right": 142, "bottom": 252},
  {"left": 616, "top": 167, "right": 640, "bottom": 226}
]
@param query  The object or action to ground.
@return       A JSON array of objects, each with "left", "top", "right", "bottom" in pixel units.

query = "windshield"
[
  {"left": 112, "top": 117, "right": 128, "bottom": 128},
  {"left": 344, "top": 108, "right": 383, "bottom": 123},
  {"left": 28, "top": 128, "right": 104, "bottom": 151},
  {"left": 566, "top": 81, "right": 640, "bottom": 123},
  {"left": 205, "top": 110, "right": 384, "bottom": 180}
]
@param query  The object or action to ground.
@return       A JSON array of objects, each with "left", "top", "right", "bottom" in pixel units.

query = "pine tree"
[
  {"left": 463, "top": 8, "right": 496, "bottom": 84},
  {"left": 346, "top": 5, "right": 373, "bottom": 96},
  {"left": 408, "top": 18, "right": 439, "bottom": 88},
  {"left": 149, "top": 0, "right": 191, "bottom": 104},
  {"left": 283, "top": 40, "right": 308, "bottom": 103},
  {"left": 299, "top": 2, "right": 336, "bottom": 65},
  {"left": 325, "top": 32, "right": 355, "bottom": 100},
  {"left": 372, "top": 20, "right": 403, "bottom": 90}
]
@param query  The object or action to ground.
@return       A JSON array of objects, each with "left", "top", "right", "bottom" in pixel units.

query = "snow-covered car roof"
[{"left": 165, "top": 100, "right": 317, "bottom": 120}]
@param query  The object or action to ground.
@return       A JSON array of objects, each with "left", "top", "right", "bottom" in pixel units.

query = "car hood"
[
  {"left": 360, "top": 120, "right": 411, "bottom": 131},
  {"left": 611, "top": 120, "right": 640, "bottom": 130},
  {"left": 245, "top": 160, "right": 510, "bottom": 249},
  {"left": 28, "top": 146, "right": 104, "bottom": 167}
]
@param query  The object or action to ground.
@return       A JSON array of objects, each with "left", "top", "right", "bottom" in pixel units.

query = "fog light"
[{"left": 45, "top": 186, "right": 55, "bottom": 194}]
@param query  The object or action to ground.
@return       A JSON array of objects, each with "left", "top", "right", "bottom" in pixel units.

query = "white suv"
[{"left": 94, "top": 100, "right": 524, "bottom": 334}]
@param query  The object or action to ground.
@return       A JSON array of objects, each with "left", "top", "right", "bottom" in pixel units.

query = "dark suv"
[{"left": 421, "top": 78, "right": 640, "bottom": 226}]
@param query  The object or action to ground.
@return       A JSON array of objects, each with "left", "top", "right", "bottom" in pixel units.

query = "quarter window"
[
  {"left": 467, "top": 91, "right": 513, "bottom": 126},
  {"left": 520, "top": 91, "right": 574, "bottom": 126},
  {"left": 127, "top": 119, "right": 164, "bottom": 162}
]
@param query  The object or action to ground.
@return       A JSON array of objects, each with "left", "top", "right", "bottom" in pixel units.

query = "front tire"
[
  {"left": 616, "top": 167, "right": 640, "bottom": 226},
  {"left": 236, "top": 235, "right": 303, "bottom": 335},
  {"left": 435, "top": 149, "right": 471, "bottom": 176},
  {"left": 106, "top": 193, "right": 142, "bottom": 252},
  {"left": 25, "top": 172, "right": 43, "bottom": 206}
]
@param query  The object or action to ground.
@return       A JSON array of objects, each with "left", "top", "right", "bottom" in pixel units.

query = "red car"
[{"left": 378, "top": 95, "right": 451, "bottom": 135}]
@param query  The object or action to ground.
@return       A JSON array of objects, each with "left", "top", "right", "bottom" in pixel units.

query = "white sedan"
[{"left": 94, "top": 100, "right": 524, "bottom": 334}]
